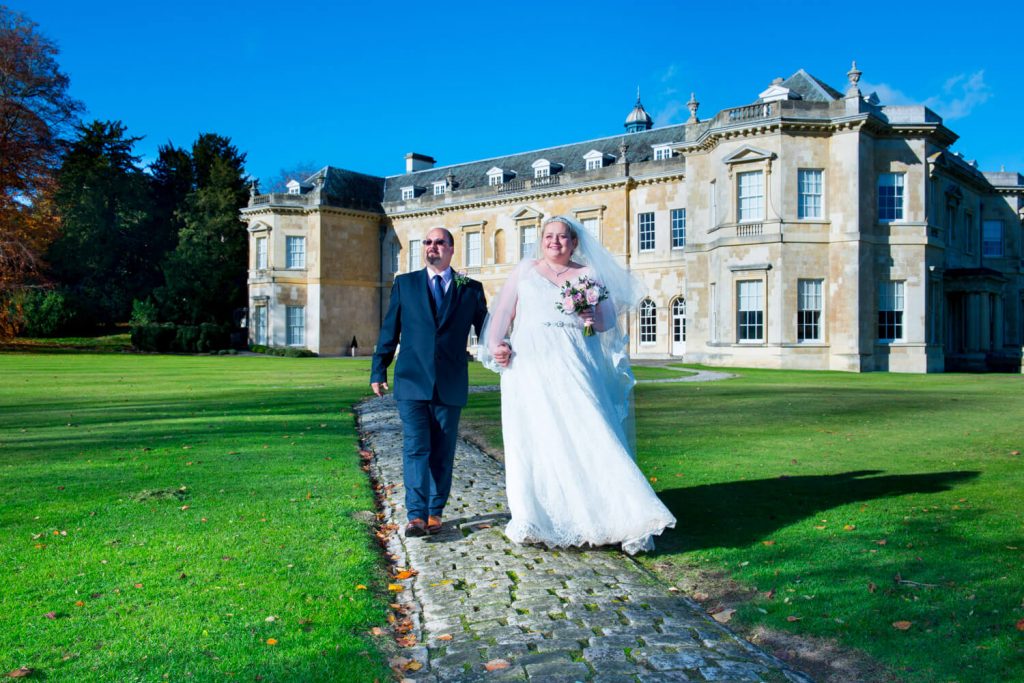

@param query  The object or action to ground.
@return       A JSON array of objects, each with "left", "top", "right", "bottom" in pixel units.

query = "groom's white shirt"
[{"left": 425, "top": 265, "right": 453, "bottom": 295}]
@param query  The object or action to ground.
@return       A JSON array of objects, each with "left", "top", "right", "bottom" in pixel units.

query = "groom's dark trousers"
[{"left": 371, "top": 269, "right": 487, "bottom": 522}]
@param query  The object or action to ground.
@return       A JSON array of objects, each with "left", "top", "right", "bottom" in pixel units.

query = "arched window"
[
  {"left": 640, "top": 299, "right": 657, "bottom": 344},
  {"left": 672, "top": 297, "right": 686, "bottom": 342}
]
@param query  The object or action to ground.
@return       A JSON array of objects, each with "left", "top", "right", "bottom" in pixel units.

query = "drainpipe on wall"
[
  {"left": 978, "top": 200, "right": 984, "bottom": 269},
  {"left": 620, "top": 141, "right": 634, "bottom": 353},
  {"left": 378, "top": 221, "right": 387, "bottom": 349}
]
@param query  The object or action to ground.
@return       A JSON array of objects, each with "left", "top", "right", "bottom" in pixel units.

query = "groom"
[{"left": 371, "top": 228, "right": 488, "bottom": 537}]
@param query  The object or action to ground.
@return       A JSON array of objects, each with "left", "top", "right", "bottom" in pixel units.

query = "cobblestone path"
[{"left": 357, "top": 396, "right": 811, "bottom": 683}]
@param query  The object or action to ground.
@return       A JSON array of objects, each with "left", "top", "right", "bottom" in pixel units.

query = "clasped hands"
[{"left": 492, "top": 342, "right": 512, "bottom": 368}]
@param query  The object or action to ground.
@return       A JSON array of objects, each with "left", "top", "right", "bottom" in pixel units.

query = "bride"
[{"left": 480, "top": 215, "right": 675, "bottom": 554}]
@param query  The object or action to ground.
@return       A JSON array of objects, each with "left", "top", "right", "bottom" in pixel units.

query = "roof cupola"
[{"left": 624, "top": 88, "right": 653, "bottom": 133}]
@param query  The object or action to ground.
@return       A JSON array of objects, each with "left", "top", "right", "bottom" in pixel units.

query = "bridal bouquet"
[{"left": 556, "top": 276, "right": 608, "bottom": 336}]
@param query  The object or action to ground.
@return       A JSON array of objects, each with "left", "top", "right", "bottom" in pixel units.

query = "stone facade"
[{"left": 242, "top": 64, "right": 1024, "bottom": 372}]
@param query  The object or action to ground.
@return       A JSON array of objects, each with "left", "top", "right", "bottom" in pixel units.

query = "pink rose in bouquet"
[{"left": 555, "top": 275, "right": 609, "bottom": 336}]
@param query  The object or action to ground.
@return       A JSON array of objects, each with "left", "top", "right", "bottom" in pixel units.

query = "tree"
[
  {"left": 156, "top": 134, "right": 249, "bottom": 326},
  {"left": 48, "top": 120, "right": 153, "bottom": 329},
  {"left": 0, "top": 5, "right": 83, "bottom": 336},
  {"left": 262, "top": 161, "right": 322, "bottom": 193},
  {"left": 146, "top": 142, "right": 194, "bottom": 278}
]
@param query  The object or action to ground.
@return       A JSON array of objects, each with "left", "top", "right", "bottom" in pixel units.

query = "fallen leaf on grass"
[
  {"left": 74, "top": 601, "right": 84, "bottom": 607},
  {"left": 711, "top": 608, "right": 735, "bottom": 623},
  {"left": 484, "top": 659, "right": 511, "bottom": 671},
  {"left": 265, "top": 616, "right": 277, "bottom": 623},
  {"left": 868, "top": 582, "right": 878, "bottom": 593},
  {"left": 393, "top": 570, "right": 415, "bottom": 580},
  {"left": 44, "top": 612, "right": 57, "bottom": 619},
  {"left": 388, "top": 584, "right": 404, "bottom": 592},
  {"left": 355, "top": 584, "right": 367, "bottom": 591},
  {"left": 369, "top": 627, "right": 385, "bottom": 636},
  {"left": 786, "top": 615, "right": 802, "bottom": 622},
  {"left": 7, "top": 667, "right": 35, "bottom": 678},
  {"left": 843, "top": 524, "right": 857, "bottom": 531},
  {"left": 892, "top": 621, "right": 913, "bottom": 630},
  {"left": 395, "top": 634, "right": 417, "bottom": 647},
  {"left": 813, "top": 525, "right": 827, "bottom": 530},
  {"left": 1016, "top": 618, "right": 1024, "bottom": 631},
  {"left": 265, "top": 638, "right": 278, "bottom": 645},
  {"left": 762, "top": 540, "right": 776, "bottom": 546},
  {"left": 405, "top": 661, "right": 423, "bottom": 671},
  {"left": 436, "top": 633, "right": 453, "bottom": 641}
]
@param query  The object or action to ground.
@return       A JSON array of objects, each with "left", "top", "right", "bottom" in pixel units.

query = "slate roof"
[
  {"left": 379, "top": 123, "right": 690, "bottom": 203},
  {"left": 304, "top": 69, "right": 849, "bottom": 208},
  {"left": 308, "top": 167, "right": 386, "bottom": 213},
  {"left": 780, "top": 69, "right": 844, "bottom": 102}
]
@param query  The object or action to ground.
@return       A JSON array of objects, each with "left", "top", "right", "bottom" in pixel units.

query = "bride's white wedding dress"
[{"left": 499, "top": 268, "right": 676, "bottom": 554}]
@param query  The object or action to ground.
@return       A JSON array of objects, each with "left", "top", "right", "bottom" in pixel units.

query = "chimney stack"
[{"left": 405, "top": 152, "right": 436, "bottom": 173}]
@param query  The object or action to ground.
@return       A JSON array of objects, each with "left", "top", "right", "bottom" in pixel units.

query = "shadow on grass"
[{"left": 656, "top": 469, "right": 979, "bottom": 553}]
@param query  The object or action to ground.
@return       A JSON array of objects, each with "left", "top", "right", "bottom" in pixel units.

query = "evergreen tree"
[
  {"left": 48, "top": 120, "right": 153, "bottom": 329},
  {"left": 146, "top": 143, "right": 194, "bottom": 274},
  {"left": 156, "top": 134, "right": 249, "bottom": 326}
]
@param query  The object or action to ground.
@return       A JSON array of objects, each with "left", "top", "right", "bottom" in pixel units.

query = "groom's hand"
[{"left": 371, "top": 381, "right": 389, "bottom": 397}]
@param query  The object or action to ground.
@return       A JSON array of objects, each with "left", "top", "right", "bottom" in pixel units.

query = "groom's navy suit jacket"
[{"left": 371, "top": 269, "right": 487, "bottom": 407}]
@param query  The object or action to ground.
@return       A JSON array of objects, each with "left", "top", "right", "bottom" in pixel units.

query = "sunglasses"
[{"left": 421, "top": 239, "right": 450, "bottom": 247}]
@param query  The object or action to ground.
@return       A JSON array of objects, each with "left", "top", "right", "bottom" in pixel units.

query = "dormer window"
[
  {"left": 401, "top": 186, "right": 415, "bottom": 200},
  {"left": 583, "top": 149, "right": 612, "bottom": 171},
  {"left": 653, "top": 145, "right": 675, "bottom": 161},
  {"left": 432, "top": 181, "right": 446, "bottom": 196},
  {"left": 532, "top": 158, "right": 560, "bottom": 179},
  {"left": 487, "top": 167, "right": 514, "bottom": 186},
  {"left": 286, "top": 179, "right": 303, "bottom": 195}
]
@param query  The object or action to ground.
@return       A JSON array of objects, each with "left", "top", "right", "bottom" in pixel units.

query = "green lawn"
[
  {"left": 0, "top": 354, "right": 391, "bottom": 682},
  {"left": 463, "top": 366, "right": 1024, "bottom": 682},
  {"left": 5, "top": 353, "right": 1022, "bottom": 682}
]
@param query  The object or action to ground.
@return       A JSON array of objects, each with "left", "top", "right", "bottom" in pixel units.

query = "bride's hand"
[
  {"left": 577, "top": 307, "right": 595, "bottom": 327},
  {"left": 492, "top": 342, "right": 512, "bottom": 368}
]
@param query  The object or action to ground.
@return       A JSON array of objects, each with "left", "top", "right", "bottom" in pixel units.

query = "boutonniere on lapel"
[{"left": 453, "top": 272, "right": 470, "bottom": 288}]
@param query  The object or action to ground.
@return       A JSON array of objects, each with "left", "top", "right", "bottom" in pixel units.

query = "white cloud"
[
  {"left": 923, "top": 70, "right": 991, "bottom": 120},
  {"left": 652, "top": 63, "right": 689, "bottom": 126},
  {"left": 859, "top": 80, "right": 916, "bottom": 106},
  {"left": 861, "top": 71, "right": 991, "bottom": 121},
  {"left": 654, "top": 99, "right": 687, "bottom": 127}
]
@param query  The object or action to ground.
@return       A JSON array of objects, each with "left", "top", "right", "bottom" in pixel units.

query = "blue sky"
[{"left": 11, "top": 0, "right": 1023, "bottom": 185}]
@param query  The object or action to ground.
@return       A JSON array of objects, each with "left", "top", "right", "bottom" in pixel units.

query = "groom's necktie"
[{"left": 430, "top": 274, "right": 444, "bottom": 316}]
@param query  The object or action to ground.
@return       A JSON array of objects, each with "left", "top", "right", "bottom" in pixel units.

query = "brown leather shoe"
[
  {"left": 405, "top": 518, "right": 428, "bottom": 537},
  {"left": 426, "top": 515, "right": 443, "bottom": 534}
]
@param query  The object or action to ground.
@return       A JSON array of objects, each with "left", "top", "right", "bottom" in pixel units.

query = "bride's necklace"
[{"left": 543, "top": 260, "right": 571, "bottom": 278}]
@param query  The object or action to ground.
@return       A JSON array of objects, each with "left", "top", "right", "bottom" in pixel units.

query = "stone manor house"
[{"left": 242, "top": 63, "right": 1024, "bottom": 372}]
